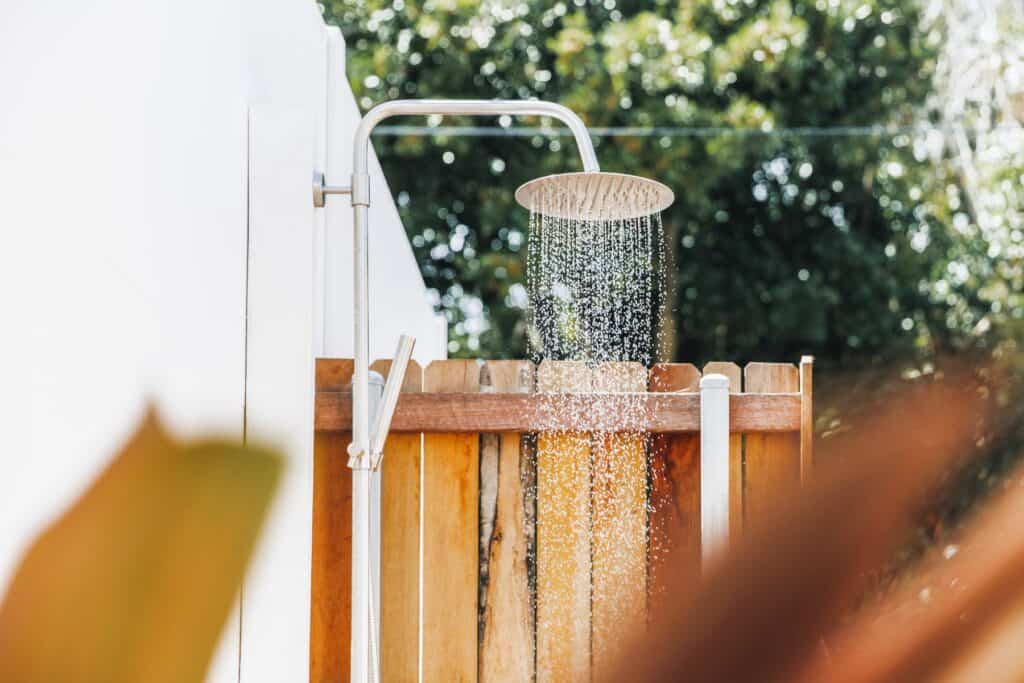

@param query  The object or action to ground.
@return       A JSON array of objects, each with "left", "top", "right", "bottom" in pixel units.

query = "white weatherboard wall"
[{"left": 0, "top": 1, "right": 443, "bottom": 681}]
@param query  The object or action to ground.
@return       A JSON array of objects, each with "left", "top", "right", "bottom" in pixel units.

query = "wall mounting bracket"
[{"left": 312, "top": 170, "right": 351, "bottom": 208}]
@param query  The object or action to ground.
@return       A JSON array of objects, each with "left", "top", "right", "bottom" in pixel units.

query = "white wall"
[
  {"left": 0, "top": 0, "right": 249, "bottom": 585},
  {"left": 321, "top": 30, "right": 447, "bottom": 359},
  {"left": 0, "top": 1, "right": 444, "bottom": 681}
]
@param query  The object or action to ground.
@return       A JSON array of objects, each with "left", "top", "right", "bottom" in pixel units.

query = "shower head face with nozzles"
[
  {"left": 514, "top": 171, "right": 674, "bottom": 221},
  {"left": 520, "top": 170, "right": 674, "bottom": 366}
]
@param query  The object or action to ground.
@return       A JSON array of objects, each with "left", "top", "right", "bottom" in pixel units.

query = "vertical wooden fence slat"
[
  {"left": 536, "top": 361, "right": 592, "bottom": 683},
  {"left": 743, "top": 363, "right": 800, "bottom": 526},
  {"left": 310, "top": 359, "right": 354, "bottom": 683},
  {"left": 521, "top": 430, "right": 537, "bottom": 678},
  {"left": 591, "top": 362, "right": 649, "bottom": 678},
  {"left": 422, "top": 360, "right": 480, "bottom": 683},
  {"left": 371, "top": 359, "right": 423, "bottom": 683},
  {"left": 479, "top": 361, "right": 535, "bottom": 683},
  {"left": 703, "top": 362, "right": 743, "bottom": 539},
  {"left": 800, "top": 356, "right": 814, "bottom": 483},
  {"left": 648, "top": 363, "right": 702, "bottom": 595}
]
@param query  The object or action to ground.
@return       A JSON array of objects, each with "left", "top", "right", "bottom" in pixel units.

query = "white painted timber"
[
  {"left": 700, "top": 373, "right": 731, "bottom": 567},
  {"left": 0, "top": 3, "right": 248, "bottom": 681},
  {"left": 0, "top": 1, "right": 444, "bottom": 682},
  {"left": 322, "top": 28, "right": 447, "bottom": 363}
]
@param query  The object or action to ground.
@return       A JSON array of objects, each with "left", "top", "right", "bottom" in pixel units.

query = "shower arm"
[{"left": 324, "top": 99, "right": 600, "bottom": 470}]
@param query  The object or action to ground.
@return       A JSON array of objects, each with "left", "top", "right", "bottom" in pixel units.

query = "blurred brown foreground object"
[
  {"left": 0, "top": 411, "right": 282, "bottom": 683},
  {"left": 603, "top": 365, "right": 996, "bottom": 683},
  {"left": 805, "top": 454, "right": 1024, "bottom": 683}
]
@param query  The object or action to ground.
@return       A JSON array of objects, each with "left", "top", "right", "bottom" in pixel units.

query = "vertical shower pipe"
[{"left": 347, "top": 99, "right": 600, "bottom": 683}]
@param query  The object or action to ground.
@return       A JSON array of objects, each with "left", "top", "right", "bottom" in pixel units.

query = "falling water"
[
  {"left": 522, "top": 178, "right": 671, "bottom": 678},
  {"left": 525, "top": 193, "right": 669, "bottom": 367}
]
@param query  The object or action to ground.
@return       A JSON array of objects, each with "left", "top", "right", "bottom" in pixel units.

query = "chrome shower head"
[{"left": 514, "top": 171, "right": 674, "bottom": 221}]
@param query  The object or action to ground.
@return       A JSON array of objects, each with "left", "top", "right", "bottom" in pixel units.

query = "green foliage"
[{"left": 326, "top": 0, "right": 1020, "bottom": 371}]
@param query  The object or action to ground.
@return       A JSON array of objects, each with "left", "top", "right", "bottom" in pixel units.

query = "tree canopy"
[{"left": 327, "top": 0, "right": 1021, "bottom": 370}]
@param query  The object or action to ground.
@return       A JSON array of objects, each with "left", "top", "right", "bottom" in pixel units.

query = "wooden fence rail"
[
  {"left": 310, "top": 357, "right": 813, "bottom": 683},
  {"left": 314, "top": 392, "right": 802, "bottom": 433}
]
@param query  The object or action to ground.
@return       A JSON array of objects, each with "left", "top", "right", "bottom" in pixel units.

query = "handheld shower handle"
[{"left": 369, "top": 334, "right": 416, "bottom": 468}]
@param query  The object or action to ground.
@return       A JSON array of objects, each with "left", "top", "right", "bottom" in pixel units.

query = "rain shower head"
[{"left": 515, "top": 171, "right": 674, "bottom": 221}]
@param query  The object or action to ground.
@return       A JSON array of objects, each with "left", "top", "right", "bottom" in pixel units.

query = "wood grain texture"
[
  {"left": 316, "top": 358, "right": 356, "bottom": 392},
  {"left": 310, "top": 359, "right": 354, "bottom": 683},
  {"left": 744, "top": 363, "right": 801, "bottom": 528},
  {"left": 479, "top": 361, "right": 535, "bottom": 683},
  {"left": 422, "top": 360, "right": 480, "bottom": 683},
  {"left": 648, "top": 364, "right": 702, "bottom": 597},
  {"left": 591, "top": 362, "right": 649, "bottom": 679},
  {"left": 800, "top": 356, "right": 814, "bottom": 483},
  {"left": 315, "top": 392, "right": 801, "bottom": 434},
  {"left": 704, "top": 362, "right": 744, "bottom": 540},
  {"left": 372, "top": 359, "right": 423, "bottom": 683},
  {"left": 536, "top": 361, "right": 592, "bottom": 683},
  {"left": 310, "top": 357, "right": 814, "bottom": 682}
]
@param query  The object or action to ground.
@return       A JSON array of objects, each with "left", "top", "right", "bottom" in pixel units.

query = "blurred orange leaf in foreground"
[{"left": 0, "top": 410, "right": 281, "bottom": 683}]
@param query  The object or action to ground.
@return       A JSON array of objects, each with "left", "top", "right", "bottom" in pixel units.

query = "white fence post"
[{"left": 700, "top": 373, "right": 730, "bottom": 567}]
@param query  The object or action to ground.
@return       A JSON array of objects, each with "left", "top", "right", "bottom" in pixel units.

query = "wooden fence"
[{"left": 310, "top": 357, "right": 813, "bottom": 683}]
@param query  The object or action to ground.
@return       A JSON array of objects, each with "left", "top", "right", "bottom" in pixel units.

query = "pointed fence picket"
[
  {"left": 422, "top": 361, "right": 480, "bottom": 682},
  {"left": 478, "top": 361, "right": 534, "bottom": 683},
  {"left": 310, "top": 356, "right": 813, "bottom": 683},
  {"left": 310, "top": 359, "right": 354, "bottom": 683},
  {"left": 535, "top": 361, "right": 593, "bottom": 682},
  {"left": 373, "top": 359, "right": 422, "bottom": 683}
]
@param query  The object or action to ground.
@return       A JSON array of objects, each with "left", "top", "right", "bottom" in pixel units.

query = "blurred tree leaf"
[{"left": 0, "top": 410, "right": 281, "bottom": 683}]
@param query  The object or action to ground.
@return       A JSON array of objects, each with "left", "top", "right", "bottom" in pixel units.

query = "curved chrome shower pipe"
[
  {"left": 315, "top": 98, "right": 600, "bottom": 683},
  {"left": 344, "top": 100, "right": 599, "bottom": 470}
]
